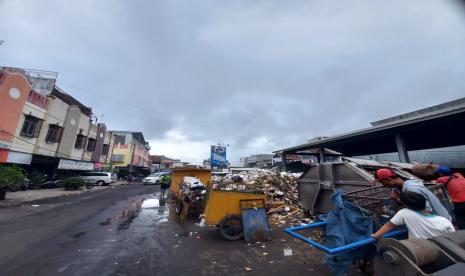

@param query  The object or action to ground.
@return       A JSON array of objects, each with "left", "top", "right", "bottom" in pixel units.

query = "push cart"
[
  {"left": 284, "top": 184, "right": 451, "bottom": 270},
  {"left": 203, "top": 188, "right": 267, "bottom": 241}
]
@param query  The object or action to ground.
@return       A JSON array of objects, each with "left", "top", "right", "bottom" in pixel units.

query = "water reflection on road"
[{"left": 133, "top": 194, "right": 170, "bottom": 228}]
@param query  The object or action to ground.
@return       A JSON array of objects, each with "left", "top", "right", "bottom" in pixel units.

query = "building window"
[
  {"left": 75, "top": 135, "right": 87, "bottom": 149},
  {"left": 111, "top": 154, "right": 124, "bottom": 162},
  {"left": 102, "top": 144, "right": 110, "bottom": 156},
  {"left": 86, "top": 138, "right": 96, "bottom": 152},
  {"left": 20, "top": 115, "right": 43, "bottom": 138},
  {"left": 114, "top": 135, "right": 126, "bottom": 144},
  {"left": 45, "top": 124, "right": 63, "bottom": 143}
]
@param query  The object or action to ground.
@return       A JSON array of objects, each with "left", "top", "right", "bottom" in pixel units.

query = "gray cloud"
[{"left": 1, "top": 0, "right": 465, "bottom": 164}]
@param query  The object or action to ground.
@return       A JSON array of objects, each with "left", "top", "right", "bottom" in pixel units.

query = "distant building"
[
  {"left": 0, "top": 67, "right": 114, "bottom": 177},
  {"left": 0, "top": 66, "right": 152, "bottom": 179},
  {"left": 202, "top": 159, "right": 211, "bottom": 169},
  {"left": 110, "top": 131, "right": 151, "bottom": 177},
  {"left": 242, "top": 154, "right": 274, "bottom": 169}
]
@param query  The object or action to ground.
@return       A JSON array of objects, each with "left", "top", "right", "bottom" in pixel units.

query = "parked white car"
[
  {"left": 143, "top": 172, "right": 169, "bottom": 185},
  {"left": 80, "top": 172, "right": 116, "bottom": 186}
]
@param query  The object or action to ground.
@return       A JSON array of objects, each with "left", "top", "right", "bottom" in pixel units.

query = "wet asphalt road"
[{"left": 0, "top": 183, "right": 363, "bottom": 276}]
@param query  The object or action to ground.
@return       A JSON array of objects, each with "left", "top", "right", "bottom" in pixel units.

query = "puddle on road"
[
  {"left": 141, "top": 198, "right": 159, "bottom": 208},
  {"left": 118, "top": 193, "right": 171, "bottom": 231}
]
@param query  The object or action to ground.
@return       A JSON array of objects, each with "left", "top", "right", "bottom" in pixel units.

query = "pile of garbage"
[
  {"left": 212, "top": 170, "right": 301, "bottom": 205},
  {"left": 212, "top": 169, "right": 308, "bottom": 225}
]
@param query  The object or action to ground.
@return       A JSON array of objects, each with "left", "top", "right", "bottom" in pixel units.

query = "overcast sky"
[{"left": 1, "top": 0, "right": 465, "bottom": 165}]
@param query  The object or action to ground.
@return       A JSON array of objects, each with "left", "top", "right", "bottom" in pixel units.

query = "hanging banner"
[{"left": 211, "top": 145, "right": 227, "bottom": 167}]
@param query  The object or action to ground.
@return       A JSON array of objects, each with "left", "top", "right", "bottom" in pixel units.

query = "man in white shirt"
[{"left": 372, "top": 191, "right": 455, "bottom": 240}]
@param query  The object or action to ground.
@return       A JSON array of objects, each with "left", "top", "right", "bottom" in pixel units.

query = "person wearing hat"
[
  {"left": 372, "top": 191, "right": 455, "bottom": 240},
  {"left": 435, "top": 166, "right": 465, "bottom": 229},
  {"left": 374, "top": 168, "right": 452, "bottom": 221}
]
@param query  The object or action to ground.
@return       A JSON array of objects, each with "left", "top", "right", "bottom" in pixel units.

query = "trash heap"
[{"left": 212, "top": 170, "right": 311, "bottom": 225}]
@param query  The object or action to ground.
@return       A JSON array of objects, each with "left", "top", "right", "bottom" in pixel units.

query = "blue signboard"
[{"left": 211, "top": 145, "right": 227, "bottom": 167}]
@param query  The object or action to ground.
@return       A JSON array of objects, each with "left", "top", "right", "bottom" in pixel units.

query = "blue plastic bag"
[{"left": 324, "top": 191, "right": 373, "bottom": 275}]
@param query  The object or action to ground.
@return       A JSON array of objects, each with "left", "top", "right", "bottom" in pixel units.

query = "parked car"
[
  {"left": 142, "top": 172, "right": 170, "bottom": 185},
  {"left": 80, "top": 172, "right": 114, "bottom": 186}
]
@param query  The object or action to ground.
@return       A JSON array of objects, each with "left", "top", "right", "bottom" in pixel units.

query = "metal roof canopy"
[{"left": 276, "top": 98, "right": 465, "bottom": 158}]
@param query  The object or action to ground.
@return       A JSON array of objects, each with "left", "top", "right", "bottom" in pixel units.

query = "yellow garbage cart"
[{"left": 203, "top": 188, "right": 267, "bottom": 240}]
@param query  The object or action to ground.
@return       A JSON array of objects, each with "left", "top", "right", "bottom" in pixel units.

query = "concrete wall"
[
  {"left": 12, "top": 101, "right": 47, "bottom": 153},
  {"left": 35, "top": 96, "right": 68, "bottom": 157},
  {"left": 57, "top": 106, "right": 81, "bottom": 159},
  {"left": 100, "top": 130, "right": 113, "bottom": 164},
  {"left": 0, "top": 70, "right": 31, "bottom": 162},
  {"left": 70, "top": 113, "right": 90, "bottom": 160},
  {"left": 112, "top": 143, "right": 133, "bottom": 167},
  {"left": 358, "top": 145, "right": 465, "bottom": 168},
  {"left": 83, "top": 123, "right": 97, "bottom": 161},
  {"left": 91, "top": 123, "right": 106, "bottom": 162}
]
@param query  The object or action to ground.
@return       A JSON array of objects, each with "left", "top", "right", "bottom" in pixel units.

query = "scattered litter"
[
  {"left": 136, "top": 261, "right": 140, "bottom": 264},
  {"left": 247, "top": 243, "right": 251, "bottom": 246},
  {"left": 262, "top": 252, "right": 269, "bottom": 256},
  {"left": 189, "top": 232, "right": 193, "bottom": 237},
  {"left": 269, "top": 260, "right": 274, "bottom": 264},
  {"left": 283, "top": 247, "right": 293, "bottom": 256},
  {"left": 212, "top": 261, "right": 216, "bottom": 264},
  {"left": 31, "top": 205, "right": 40, "bottom": 207},
  {"left": 196, "top": 217, "right": 206, "bottom": 227},
  {"left": 244, "top": 267, "right": 252, "bottom": 272},
  {"left": 261, "top": 245, "right": 266, "bottom": 248},
  {"left": 114, "top": 262, "right": 118, "bottom": 265},
  {"left": 281, "top": 239, "right": 286, "bottom": 242},
  {"left": 174, "top": 234, "right": 179, "bottom": 237}
]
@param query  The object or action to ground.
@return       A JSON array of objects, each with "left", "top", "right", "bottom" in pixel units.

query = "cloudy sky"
[{"left": 1, "top": 0, "right": 465, "bottom": 165}]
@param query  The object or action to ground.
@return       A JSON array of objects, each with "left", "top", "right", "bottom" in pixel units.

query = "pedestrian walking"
[
  {"left": 160, "top": 173, "right": 171, "bottom": 198},
  {"left": 374, "top": 168, "right": 452, "bottom": 221},
  {"left": 435, "top": 166, "right": 465, "bottom": 229}
]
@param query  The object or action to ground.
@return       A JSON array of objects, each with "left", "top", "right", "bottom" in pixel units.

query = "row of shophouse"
[{"left": 0, "top": 67, "right": 151, "bottom": 179}]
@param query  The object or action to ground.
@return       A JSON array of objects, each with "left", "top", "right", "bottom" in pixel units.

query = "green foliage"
[
  {"left": 29, "top": 171, "right": 47, "bottom": 189},
  {"left": 63, "top": 177, "right": 86, "bottom": 190},
  {"left": 0, "top": 165, "right": 25, "bottom": 191}
]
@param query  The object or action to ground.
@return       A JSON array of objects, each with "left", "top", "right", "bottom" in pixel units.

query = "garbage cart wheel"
[
  {"left": 219, "top": 215, "right": 243, "bottom": 241},
  {"left": 175, "top": 199, "right": 183, "bottom": 215}
]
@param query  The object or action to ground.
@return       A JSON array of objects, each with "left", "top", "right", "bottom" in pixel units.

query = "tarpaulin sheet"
[{"left": 324, "top": 191, "right": 374, "bottom": 276}]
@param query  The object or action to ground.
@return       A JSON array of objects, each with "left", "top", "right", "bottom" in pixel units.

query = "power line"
[{"left": 59, "top": 83, "right": 240, "bottom": 139}]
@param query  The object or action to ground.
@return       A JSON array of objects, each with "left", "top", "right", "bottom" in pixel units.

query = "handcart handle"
[{"left": 284, "top": 222, "right": 407, "bottom": 255}]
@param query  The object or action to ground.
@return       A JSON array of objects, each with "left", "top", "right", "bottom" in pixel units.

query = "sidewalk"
[{"left": 0, "top": 181, "right": 130, "bottom": 207}]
